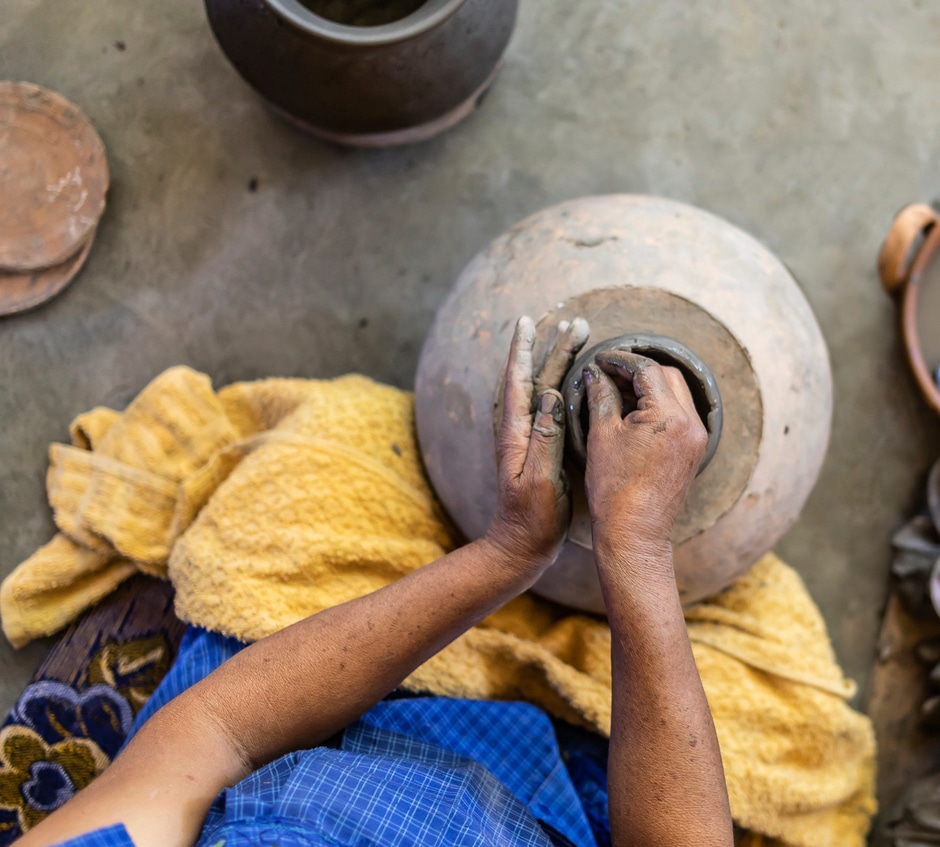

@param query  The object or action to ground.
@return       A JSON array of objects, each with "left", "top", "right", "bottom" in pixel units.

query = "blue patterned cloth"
[
  {"left": 50, "top": 628, "right": 609, "bottom": 847},
  {"left": 52, "top": 824, "right": 133, "bottom": 847}
]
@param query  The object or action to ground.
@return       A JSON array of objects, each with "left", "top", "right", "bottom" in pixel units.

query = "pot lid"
[
  {"left": 0, "top": 82, "right": 108, "bottom": 272},
  {"left": 0, "top": 227, "right": 96, "bottom": 317}
]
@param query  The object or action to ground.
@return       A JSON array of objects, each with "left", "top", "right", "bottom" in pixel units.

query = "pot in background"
[
  {"left": 878, "top": 203, "right": 940, "bottom": 419},
  {"left": 204, "top": 0, "right": 518, "bottom": 146},
  {"left": 415, "top": 195, "right": 834, "bottom": 614}
]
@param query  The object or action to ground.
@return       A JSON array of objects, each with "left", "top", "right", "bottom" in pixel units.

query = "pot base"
[{"left": 266, "top": 60, "right": 502, "bottom": 148}]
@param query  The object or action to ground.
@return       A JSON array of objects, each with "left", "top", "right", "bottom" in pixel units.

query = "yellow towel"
[{"left": 0, "top": 366, "right": 876, "bottom": 847}]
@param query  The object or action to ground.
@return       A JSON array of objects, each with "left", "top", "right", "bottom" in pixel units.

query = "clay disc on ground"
[
  {"left": 0, "top": 81, "right": 108, "bottom": 271},
  {"left": 0, "top": 228, "right": 95, "bottom": 317}
]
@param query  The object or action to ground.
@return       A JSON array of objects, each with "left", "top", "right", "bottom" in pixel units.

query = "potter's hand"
[
  {"left": 487, "top": 315, "right": 589, "bottom": 570},
  {"left": 583, "top": 351, "right": 706, "bottom": 558},
  {"left": 585, "top": 351, "right": 732, "bottom": 847}
]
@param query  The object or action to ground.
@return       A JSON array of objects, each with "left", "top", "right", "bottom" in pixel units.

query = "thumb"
[
  {"left": 583, "top": 364, "right": 622, "bottom": 428},
  {"left": 525, "top": 390, "right": 566, "bottom": 482}
]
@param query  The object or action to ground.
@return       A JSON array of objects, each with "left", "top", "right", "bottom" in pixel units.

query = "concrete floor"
[{"left": 1, "top": 0, "right": 940, "bottom": 719}]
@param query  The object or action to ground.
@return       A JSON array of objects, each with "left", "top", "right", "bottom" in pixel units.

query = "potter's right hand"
[
  {"left": 486, "top": 315, "right": 589, "bottom": 573},
  {"left": 582, "top": 352, "right": 706, "bottom": 565}
]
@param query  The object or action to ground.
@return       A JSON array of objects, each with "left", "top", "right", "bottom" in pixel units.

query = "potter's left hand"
[{"left": 486, "top": 315, "right": 589, "bottom": 571}]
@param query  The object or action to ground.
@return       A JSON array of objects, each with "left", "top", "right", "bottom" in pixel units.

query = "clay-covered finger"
[
  {"left": 583, "top": 364, "right": 623, "bottom": 427},
  {"left": 594, "top": 350, "right": 650, "bottom": 380},
  {"left": 535, "top": 317, "right": 590, "bottom": 397},
  {"left": 525, "top": 389, "right": 567, "bottom": 483},
  {"left": 661, "top": 366, "right": 699, "bottom": 420},
  {"left": 595, "top": 351, "right": 673, "bottom": 408},
  {"left": 497, "top": 316, "right": 537, "bottom": 467}
]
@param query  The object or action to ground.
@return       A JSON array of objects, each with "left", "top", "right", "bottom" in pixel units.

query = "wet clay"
[
  {"left": 299, "top": 0, "right": 427, "bottom": 25},
  {"left": 917, "top": 255, "right": 940, "bottom": 377}
]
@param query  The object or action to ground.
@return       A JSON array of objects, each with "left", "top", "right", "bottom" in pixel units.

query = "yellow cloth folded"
[{"left": 0, "top": 366, "right": 876, "bottom": 847}]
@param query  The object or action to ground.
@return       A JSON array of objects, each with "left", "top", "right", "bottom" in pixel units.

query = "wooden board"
[
  {"left": 865, "top": 592, "right": 940, "bottom": 809},
  {"left": 26, "top": 574, "right": 186, "bottom": 692}
]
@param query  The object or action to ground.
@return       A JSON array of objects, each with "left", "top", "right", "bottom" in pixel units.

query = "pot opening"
[
  {"left": 265, "top": 0, "right": 463, "bottom": 44},
  {"left": 298, "top": 0, "right": 428, "bottom": 26}
]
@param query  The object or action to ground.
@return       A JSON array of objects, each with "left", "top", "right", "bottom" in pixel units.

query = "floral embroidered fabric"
[{"left": 0, "top": 577, "right": 185, "bottom": 843}]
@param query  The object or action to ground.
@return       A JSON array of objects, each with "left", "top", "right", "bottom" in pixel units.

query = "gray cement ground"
[{"left": 1, "top": 0, "right": 939, "bottom": 720}]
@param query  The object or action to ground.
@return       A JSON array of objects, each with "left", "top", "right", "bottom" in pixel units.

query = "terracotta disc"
[
  {"left": 0, "top": 81, "right": 108, "bottom": 271},
  {"left": 0, "top": 229, "right": 95, "bottom": 317}
]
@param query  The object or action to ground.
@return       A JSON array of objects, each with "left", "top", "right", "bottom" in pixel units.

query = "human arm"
[
  {"left": 18, "top": 316, "right": 589, "bottom": 847},
  {"left": 582, "top": 352, "right": 733, "bottom": 847}
]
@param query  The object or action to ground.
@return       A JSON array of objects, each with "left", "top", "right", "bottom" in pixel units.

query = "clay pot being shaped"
[
  {"left": 415, "top": 195, "right": 833, "bottom": 613},
  {"left": 204, "top": 0, "right": 517, "bottom": 146}
]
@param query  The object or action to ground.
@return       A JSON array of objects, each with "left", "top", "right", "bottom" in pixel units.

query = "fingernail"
[
  {"left": 539, "top": 392, "right": 555, "bottom": 413},
  {"left": 582, "top": 366, "right": 594, "bottom": 384},
  {"left": 569, "top": 317, "right": 589, "bottom": 343}
]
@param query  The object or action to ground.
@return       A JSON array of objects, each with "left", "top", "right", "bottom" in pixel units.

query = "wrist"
[
  {"left": 588, "top": 490, "right": 679, "bottom": 549},
  {"left": 591, "top": 517, "right": 673, "bottom": 560},
  {"left": 479, "top": 523, "right": 555, "bottom": 579},
  {"left": 592, "top": 527, "right": 677, "bottom": 589}
]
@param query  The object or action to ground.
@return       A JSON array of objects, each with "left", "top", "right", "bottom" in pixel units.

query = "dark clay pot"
[{"left": 204, "top": 0, "right": 518, "bottom": 146}]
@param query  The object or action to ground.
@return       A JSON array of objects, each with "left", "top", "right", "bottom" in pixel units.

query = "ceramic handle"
[{"left": 878, "top": 204, "right": 939, "bottom": 296}]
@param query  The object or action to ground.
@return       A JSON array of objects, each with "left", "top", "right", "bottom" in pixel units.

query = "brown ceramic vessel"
[
  {"left": 878, "top": 203, "right": 940, "bottom": 419},
  {"left": 415, "top": 195, "right": 834, "bottom": 613},
  {"left": 204, "top": 0, "right": 517, "bottom": 146}
]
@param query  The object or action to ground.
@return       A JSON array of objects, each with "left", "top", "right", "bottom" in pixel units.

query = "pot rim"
[
  {"left": 263, "top": 0, "right": 466, "bottom": 45},
  {"left": 902, "top": 221, "right": 940, "bottom": 417}
]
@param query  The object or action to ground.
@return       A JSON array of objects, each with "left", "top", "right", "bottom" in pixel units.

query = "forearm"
[
  {"left": 20, "top": 537, "right": 541, "bottom": 847},
  {"left": 195, "top": 536, "right": 539, "bottom": 767},
  {"left": 597, "top": 536, "right": 733, "bottom": 847}
]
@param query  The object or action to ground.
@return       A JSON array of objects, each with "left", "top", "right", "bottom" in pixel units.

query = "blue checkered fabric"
[
  {"left": 54, "top": 627, "right": 604, "bottom": 847},
  {"left": 194, "top": 722, "right": 569, "bottom": 847},
  {"left": 52, "top": 824, "right": 134, "bottom": 847},
  {"left": 358, "top": 697, "right": 594, "bottom": 843}
]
